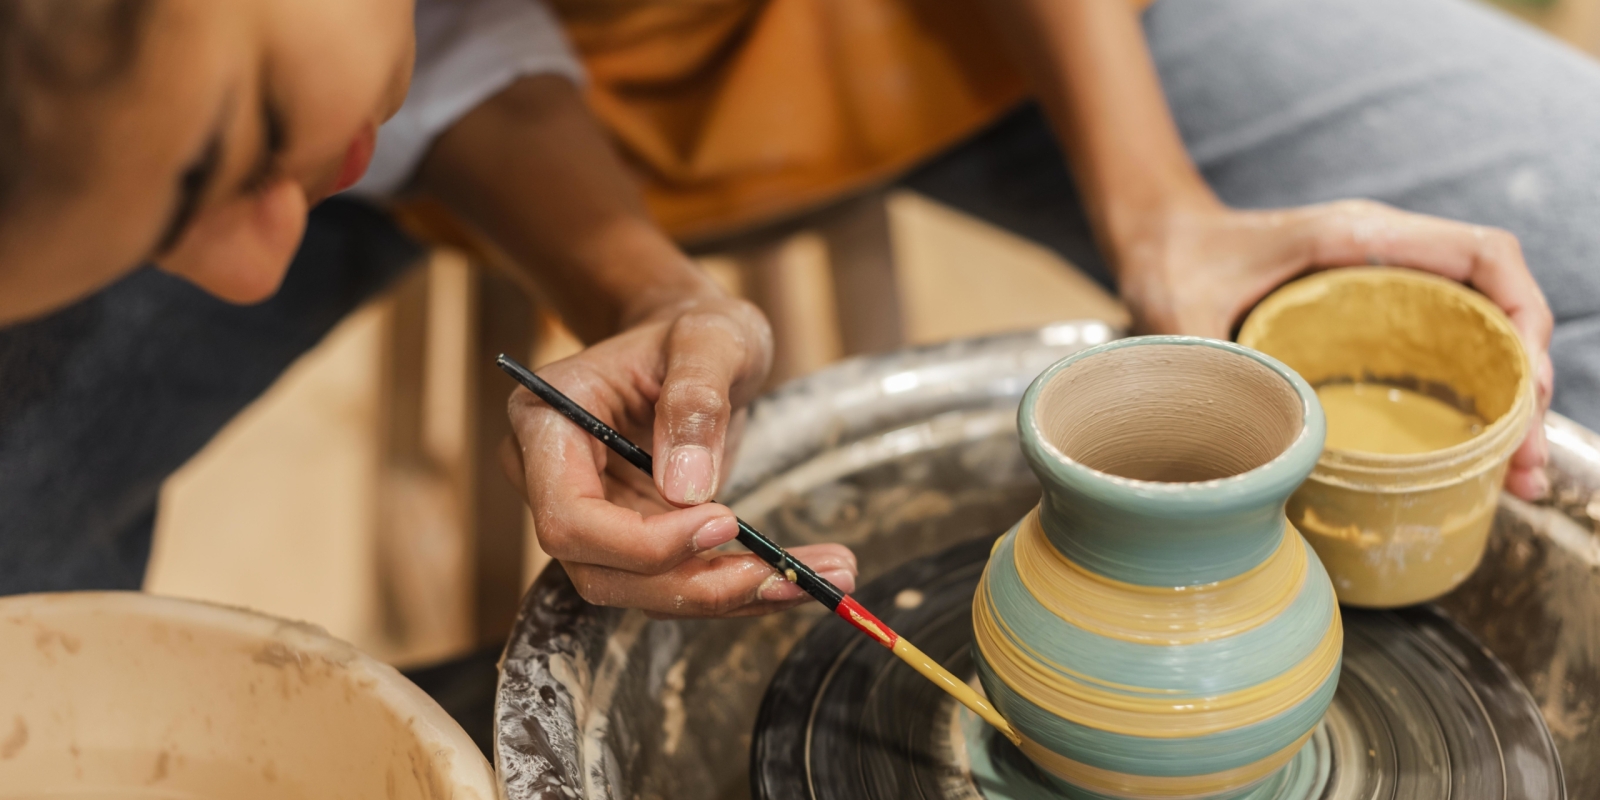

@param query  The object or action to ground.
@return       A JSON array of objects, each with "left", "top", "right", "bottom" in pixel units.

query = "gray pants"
[
  {"left": 0, "top": 201, "right": 423, "bottom": 593},
  {"left": 910, "top": 0, "right": 1600, "bottom": 421},
  {"left": 2, "top": 0, "right": 1597, "bottom": 593}
]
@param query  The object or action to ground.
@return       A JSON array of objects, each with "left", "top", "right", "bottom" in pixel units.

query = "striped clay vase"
[{"left": 973, "top": 336, "right": 1342, "bottom": 800}]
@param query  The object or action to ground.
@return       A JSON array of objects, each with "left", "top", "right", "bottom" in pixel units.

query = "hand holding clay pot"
[
  {"left": 1111, "top": 198, "right": 1553, "bottom": 500},
  {"left": 504, "top": 294, "right": 858, "bottom": 617}
]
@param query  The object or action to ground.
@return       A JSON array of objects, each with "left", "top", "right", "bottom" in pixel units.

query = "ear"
[{"left": 155, "top": 177, "right": 308, "bottom": 304}]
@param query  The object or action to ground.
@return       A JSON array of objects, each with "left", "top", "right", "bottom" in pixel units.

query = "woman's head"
[{"left": 0, "top": 0, "right": 414, "bottom": 324}]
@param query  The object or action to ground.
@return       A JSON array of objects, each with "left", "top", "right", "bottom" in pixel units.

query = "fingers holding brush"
[
  {"left": 509, "top": 393, "right": 859, "bottom": 616},
  {"left": 509, "top": 384, "right": 741, "bottom": 573},
  {"left": 564, "top": 543, "right": 858, "bottom": 619},
  {"left": 503, "top": 351, "right": 861, "bottom": 618},
  {"left": 497, "top": 354, "right": 1010, "bottom": 739}
]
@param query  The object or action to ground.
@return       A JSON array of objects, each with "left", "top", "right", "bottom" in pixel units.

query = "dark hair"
[{"left": 0, "top": 0, "right": 154, "bottom": 212}]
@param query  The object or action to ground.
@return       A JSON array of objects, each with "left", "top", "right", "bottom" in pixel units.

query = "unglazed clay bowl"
[
  {"left": 1238, "top": 267, "right": 1533, "bottom": 608},
  {"left": 0, "top": 592, "right": 496, "bottom": 800},
  {"left": 974, "top": 336, "right": 1340, "bottom": 799}
]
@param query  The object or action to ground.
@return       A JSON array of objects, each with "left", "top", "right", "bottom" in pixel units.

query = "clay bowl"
[
  {"left": 0, "top": 592, "right": 496, "bottom": 799},
  {"left": 494, "top": 323, "right": 1600, "bottom": 799},
  {"left": 1238, "top": 267, "right": 1534, "bottom": 607}
]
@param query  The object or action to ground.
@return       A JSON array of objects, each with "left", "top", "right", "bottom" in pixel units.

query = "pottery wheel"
[{"left": 752, "top": 535, "right": 1565, "bottom": 800}]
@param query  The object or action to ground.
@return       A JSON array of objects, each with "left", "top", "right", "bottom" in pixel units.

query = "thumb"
[{"left": 653, "top": 311, "right": 757, "bottom": 506}]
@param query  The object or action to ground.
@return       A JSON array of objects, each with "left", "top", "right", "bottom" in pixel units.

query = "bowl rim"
[
  {"left": 1237, "top": 266, "right": 1534, "bottom": 478},
  {"left": 0, "top": 591, "right": 497, "bottom": 796}
]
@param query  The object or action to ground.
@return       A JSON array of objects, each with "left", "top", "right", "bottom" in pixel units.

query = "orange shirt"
[{"left": 550, "top": 0, "right": 1028, "bottom": 241}]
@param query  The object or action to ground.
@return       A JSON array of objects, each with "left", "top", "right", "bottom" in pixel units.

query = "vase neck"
[
  {"left": 1016, "top": 338, "right": 1326, "bottom": 587},
  {"left": 1036, "top": 486, "right": 1287, "bottom": 586}
]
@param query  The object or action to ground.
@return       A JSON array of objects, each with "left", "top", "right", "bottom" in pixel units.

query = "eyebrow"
[{"left": 152, "top": 91, "right": 287, "bottom": 256}]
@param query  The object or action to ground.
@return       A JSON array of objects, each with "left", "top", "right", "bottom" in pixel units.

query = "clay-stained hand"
[
  {"left": 505, "top": 295, "right": 858, "bottom": 618},
  {"left": 1114, "top": 199, "right": 1554, "bottom": 501}
]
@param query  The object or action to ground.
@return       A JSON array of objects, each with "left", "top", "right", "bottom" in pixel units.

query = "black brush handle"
[{"left": 496, "top": 355, "right": 846, "bottom": 610}]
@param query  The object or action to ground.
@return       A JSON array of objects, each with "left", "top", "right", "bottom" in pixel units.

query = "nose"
[{"left": 155, "top": 177, "right": 309, "bottom": 304}]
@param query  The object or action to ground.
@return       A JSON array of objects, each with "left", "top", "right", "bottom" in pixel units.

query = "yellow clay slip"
[{"left": 1316, "top": 382, "right": 1482, "bottom": 455}]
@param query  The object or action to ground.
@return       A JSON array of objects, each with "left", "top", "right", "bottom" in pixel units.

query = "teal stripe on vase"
[{"left": 981, "top": 529, "right": 1337, "bottom": 697}]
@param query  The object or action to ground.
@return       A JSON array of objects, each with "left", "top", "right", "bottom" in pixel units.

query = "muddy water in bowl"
[
  {"left": 0, "top": 593, "right": 496, "bottom": 800},
  {"left": 1239, "top": 267, "right": 1533, "bottom": 608},
  {"left": 1315, "top": 382, "right": 1484, "bottom": 454}
]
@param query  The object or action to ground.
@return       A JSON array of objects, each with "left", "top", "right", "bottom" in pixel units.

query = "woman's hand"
[
  {"left": 1113, "top": 198, "right": 1554, "bottom": 500},
  {"left": 504, "top": 294, "right": 858, "bottom": 618},
  {"left": 420, "top": 76, "right": 858, "bottom": 616}
]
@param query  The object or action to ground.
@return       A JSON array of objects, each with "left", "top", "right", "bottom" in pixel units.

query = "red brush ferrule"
[{"left": 835, "top": 596, "right": 899, "bottom": 649}]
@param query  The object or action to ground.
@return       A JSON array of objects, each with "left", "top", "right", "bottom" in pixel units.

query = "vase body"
[{"left": 973, "top": 336, "right": 1342, "bottom": 800}]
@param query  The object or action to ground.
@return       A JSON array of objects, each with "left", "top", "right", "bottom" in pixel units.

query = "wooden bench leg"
[
  {"left": 374, "top": 254, "right": 537, "bottom": 659},
  {"left": 729, "top": 233, "right": 844, "bottom": 388},
  {"left": 375, "top": 262, "right": 473, "bottom": 664},
  {"left": 468, "top": 267, "right": 535, "bottom": 644},
  {"left": 820, "top": 191, "right": 904, "bottom": 357}
]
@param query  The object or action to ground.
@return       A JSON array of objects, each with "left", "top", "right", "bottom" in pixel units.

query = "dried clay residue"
[{"left": 659, "top": 659, "right": 688, "bottom": 757}]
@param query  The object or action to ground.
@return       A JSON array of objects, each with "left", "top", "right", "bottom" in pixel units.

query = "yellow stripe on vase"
[
  {"left": 1012, "top": 511, "right": 1308, "bottom": 645},
  {"left": 971, "top": 572, "right": 1343, "bottom": 737}
]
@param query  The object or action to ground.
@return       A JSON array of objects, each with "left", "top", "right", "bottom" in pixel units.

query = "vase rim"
[{"left": 1018, "top": 336, "right": 1326, "bottom": 512}]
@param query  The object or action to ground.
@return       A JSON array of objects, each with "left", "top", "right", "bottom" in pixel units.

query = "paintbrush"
[{"left": 497, "top": 354, "right": 1021, "bottom": 745}]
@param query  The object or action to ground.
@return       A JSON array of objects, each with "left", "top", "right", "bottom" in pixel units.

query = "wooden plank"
[
  {"left": 468, "top": 268, "right": 535, "bottom": 643},
  {"left": 821, "top": 192, "right": 905, "bottom": 356}
]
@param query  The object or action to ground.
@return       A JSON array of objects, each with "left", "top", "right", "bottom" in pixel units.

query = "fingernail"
[
  {"left": 665, "top": 446, "right": 716, "bottom": 504},
  {"left": 1531, "top": 469, "right": 1551, "bottom": 500},
  {"left": 758, "top": 573, "right": 806, "bottom": 602},
  {"left": 820, "top": 569, "right": 856, "bottom": 594},
  {"left": 692, "top": 517, "right": 738, "bottom": 552}
]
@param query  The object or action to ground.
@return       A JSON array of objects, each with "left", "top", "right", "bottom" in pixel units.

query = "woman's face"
[{"left": 0, "top": 0, "right": 415, "bottom": 324}]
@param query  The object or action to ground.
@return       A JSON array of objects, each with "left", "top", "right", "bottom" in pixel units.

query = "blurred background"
[{"left": 141, "top": 0, "right": 1599, "bottom": 668}]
